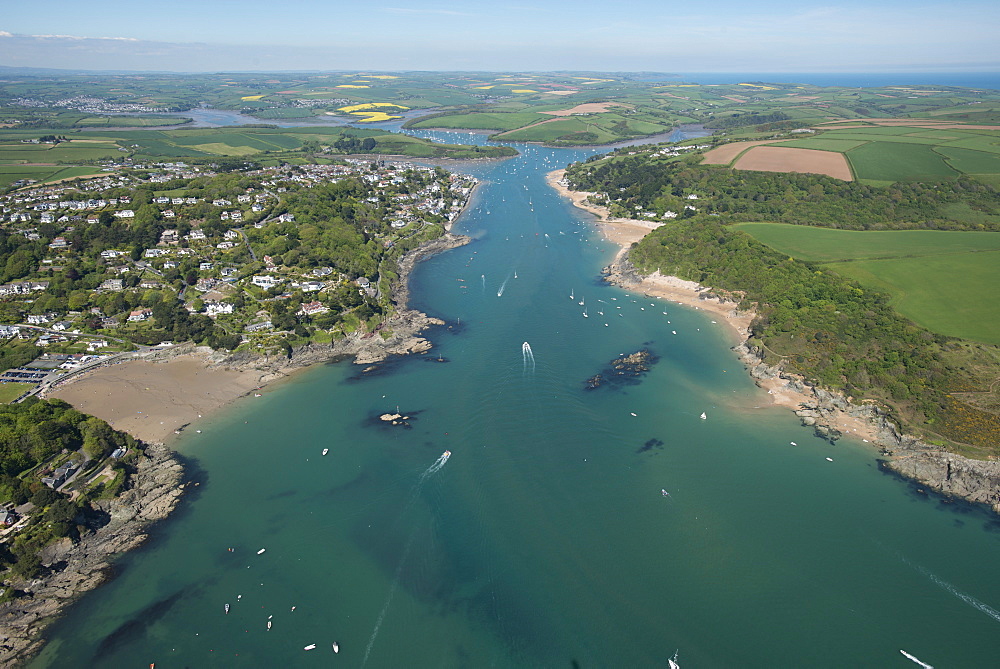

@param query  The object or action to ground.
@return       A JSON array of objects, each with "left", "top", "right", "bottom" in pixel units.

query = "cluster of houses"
[
  {"left": 13, "top": 95, "right": 159, "bottom": 114},
  {"left": 0, "top": 159, "right": 478, "bottom": 345}
]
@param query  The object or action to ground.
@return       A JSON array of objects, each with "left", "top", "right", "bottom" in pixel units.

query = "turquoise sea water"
[{"left": 30, "top": 133, "right": 1000, "bottom": 668}]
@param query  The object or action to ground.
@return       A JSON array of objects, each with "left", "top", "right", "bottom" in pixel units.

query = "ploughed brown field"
[
  {"left": 733, "top": 146, "right": 854, "bottom": 181},
  {"left": 539, "top": 102, "right": 632, "bottom": 116},
  {"left": 701, "top": 139, "right": 790, "bottom": 165}
]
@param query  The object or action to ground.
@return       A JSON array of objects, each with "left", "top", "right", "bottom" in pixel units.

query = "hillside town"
[{"left": 0, "top": 157, "right": 478, "bottom": 393}]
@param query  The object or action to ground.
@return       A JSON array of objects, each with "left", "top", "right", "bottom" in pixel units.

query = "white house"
[{"left": 251, "top": 275, "right": 282, "bottom": 289}]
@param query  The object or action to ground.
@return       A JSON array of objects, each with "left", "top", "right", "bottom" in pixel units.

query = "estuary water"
[{"left": 31, "top": 131, "right": 1000, "bottom": 668}]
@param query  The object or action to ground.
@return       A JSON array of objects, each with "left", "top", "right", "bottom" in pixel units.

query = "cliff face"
[
  {"left": 882, "top": 450, "right": 1000, "bottom": 513},
  {"left": 0, "top": 443, "right": 185, "bottom": 666},
  {"left": 736, "top": 341, "right": 1000, "bottom": 514}
]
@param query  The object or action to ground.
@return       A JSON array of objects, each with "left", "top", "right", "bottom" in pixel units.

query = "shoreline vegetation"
[
  {"left": 546, "top": 168, "right": 1000, "bottom": 515},
  {"left": 0, "top": 224, "right": 471, "bottom": 666}
]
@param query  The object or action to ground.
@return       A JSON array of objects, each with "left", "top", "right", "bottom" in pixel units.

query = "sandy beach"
[
  {"left": 47, "top": 349, "right": 279, "bottom": 444},
  {"left": 546, "top": 168, "right": 883, "bottom": 445}
]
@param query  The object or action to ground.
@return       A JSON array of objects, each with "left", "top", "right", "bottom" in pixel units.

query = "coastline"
[
  {"left": 2, "top": 224, "right": 471, "bottom": 665},
  {"left": 0, "top": 443, "right": 186, "bottom": 666},
  {"left": 43, "top": 228, "right": 470, "bottom": 446},
  {"left": 546, "top": 168, "right": 1000, "bottom": 514}
]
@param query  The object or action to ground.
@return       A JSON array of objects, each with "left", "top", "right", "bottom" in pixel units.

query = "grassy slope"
[{"left": 735, "top": 223, "right": 1000, "bottom": 345}]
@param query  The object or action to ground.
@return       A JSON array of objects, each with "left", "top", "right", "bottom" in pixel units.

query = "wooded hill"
[{"left": 565, "top": 156, "right": 1000, "bottom": 456}]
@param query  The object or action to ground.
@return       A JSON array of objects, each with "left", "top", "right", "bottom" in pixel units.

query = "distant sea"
[{"left": 642, "top": 72, "right": 1000, "bottom": 90}]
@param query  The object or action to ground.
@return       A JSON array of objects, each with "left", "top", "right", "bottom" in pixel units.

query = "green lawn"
[
  {"left": 735, "top": 223, "right": 1000, "bottom": 344},
  {"left": 0, "top": 383, "right": 34, "bottom": 403}
]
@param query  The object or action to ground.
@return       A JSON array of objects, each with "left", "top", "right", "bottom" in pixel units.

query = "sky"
[{"left": 1, "top": 0, "right": 998, "bottom": 73}]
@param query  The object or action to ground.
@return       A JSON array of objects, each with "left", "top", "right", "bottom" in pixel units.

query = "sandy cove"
[
  {"left": 545, "top": 168, "right": 882, "bottom": 445},
  {"left": 551, "top": 168, "right": 1000, "bottom": 513},
  {"left": 47, "top": 348, "right": 281, "bottom": 445},
  {"left": 44, "top": 231, "right": 470, "bottom": 447}
]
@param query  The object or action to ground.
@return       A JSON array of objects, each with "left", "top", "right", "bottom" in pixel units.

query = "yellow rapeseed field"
[
  {"left": 338, "top": 103, "right": 410, "bottom": 113},
  {"left": 348, "top": 111, "right": 400, "bottom": 122}
]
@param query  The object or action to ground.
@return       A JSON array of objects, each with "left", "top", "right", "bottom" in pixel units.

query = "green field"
[
  {"left": 846, "top": 141, "right": 960, "bottom": 181},
  {"left": 733, "top": 223, "right": 1000, "bottom": 261},
  {"left": 0, "top": 383, "right": 33, "bottom": 403},
  {"left": 410, "top": 112, "right": 547, "bottom": 131},
  {"left": 832, "top": 251, "right": 1000, "bottom": 344},
  {"left": 735, "top": 223, "right": 1000, "bottom": 344}
]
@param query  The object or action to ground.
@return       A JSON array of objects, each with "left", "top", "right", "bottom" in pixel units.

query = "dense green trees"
[
  {"left": 567, "top": 158, "right": 1000, "bottom": 231},
  {"left": 569, "top": 153, "right": 1000, "bottom": 450}
]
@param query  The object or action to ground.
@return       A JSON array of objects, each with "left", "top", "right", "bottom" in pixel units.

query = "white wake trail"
[
  {"left": 522, "top": 341, "right": 535, "bottom": 373},
  {"left": 899, "top": 649, "right": 933, "bottom": 668},
  {"left": 362, "top": 452, "right": 450, "bottom": 665}
]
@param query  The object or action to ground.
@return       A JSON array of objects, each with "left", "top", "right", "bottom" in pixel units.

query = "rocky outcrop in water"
[
  {"left": 585, "top": 349, "right": 657, "bottom": 390},
  {"left": 881, "top": 451, "right": 1000, "bottom": 513},
  {"left": 0, "top": 443, "right": 184, "bottom": 666}
]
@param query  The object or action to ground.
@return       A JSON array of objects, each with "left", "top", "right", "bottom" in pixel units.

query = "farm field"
[
  {"left": 0, "top": 125, "right": 515, "bottom": 180},
  {"left": 757, "top": 123, "right": 1000, "bottom": 182},
  {"left": 735, "top": 223, "right": 1000, "bottom": 344},
  {"left": 832, "top": 251, "right": 1000, "bottom": 345},
  {"left": 731, "top": 145, "right": 853, "bottom": 180}
]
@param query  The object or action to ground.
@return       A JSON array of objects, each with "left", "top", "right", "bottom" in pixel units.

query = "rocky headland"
[
  {"left": 604, "top": 250, "right": 1000, "bottom": 515},
  {"left": 0, "top": 443, "right": 185, "bottom": 665},
  {"left": 8, "top": 230, "right": 472, "bottom": 665}
]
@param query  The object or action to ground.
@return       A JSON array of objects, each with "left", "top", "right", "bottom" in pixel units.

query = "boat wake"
[
  {"left": 363, "top": 451, "right": 451, "bottom": 665},
  {"left": 421, "top": 450, "right": 451, "bottom": 479},
  {"left": 900, "top": 649, "right": 933, "bottom": 668},
  {"left": 907, "top": 558, "right": 1000, "bottom": 624},
  {"left": 522, "top": 341, "right": 535, "bottom": 374}
]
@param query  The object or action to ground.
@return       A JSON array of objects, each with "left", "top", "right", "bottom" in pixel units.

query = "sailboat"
[
  {"left": 583, "top": 307, "right": 588, "bottom": 318},
  {"left": 570, "top": 289, "right": 574, "bottom": 300},
  {"left": 578, "top": 297, "right": 584, "bottom": 306}
]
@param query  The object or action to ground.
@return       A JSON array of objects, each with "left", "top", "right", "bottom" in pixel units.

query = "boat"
[
  {"left": 700, "top": 412, "right": 707, "bottom": 420},
  {"left": 225, "top": 603, "right": 230, "bottom": 614},
  {"left": 267, "top": 620, "right": 272, "bottom": 630},
  {"left": 257, "top": 548, "right": 266, "bottom": 554},
  {"left": 661, "top": 489, "right": 671, "bottom": 497},
  {"left": 332, "top": 642, "right": 340, "bottom": 653},
  {"left": 304, "top": 644, "right": 317, "bottom": 651},
  {"left": 322, "top": 448, "right": 329, "bottom": 456},
  {"left": 443, "top": 450, "right": 451, "bottom": 458}
]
